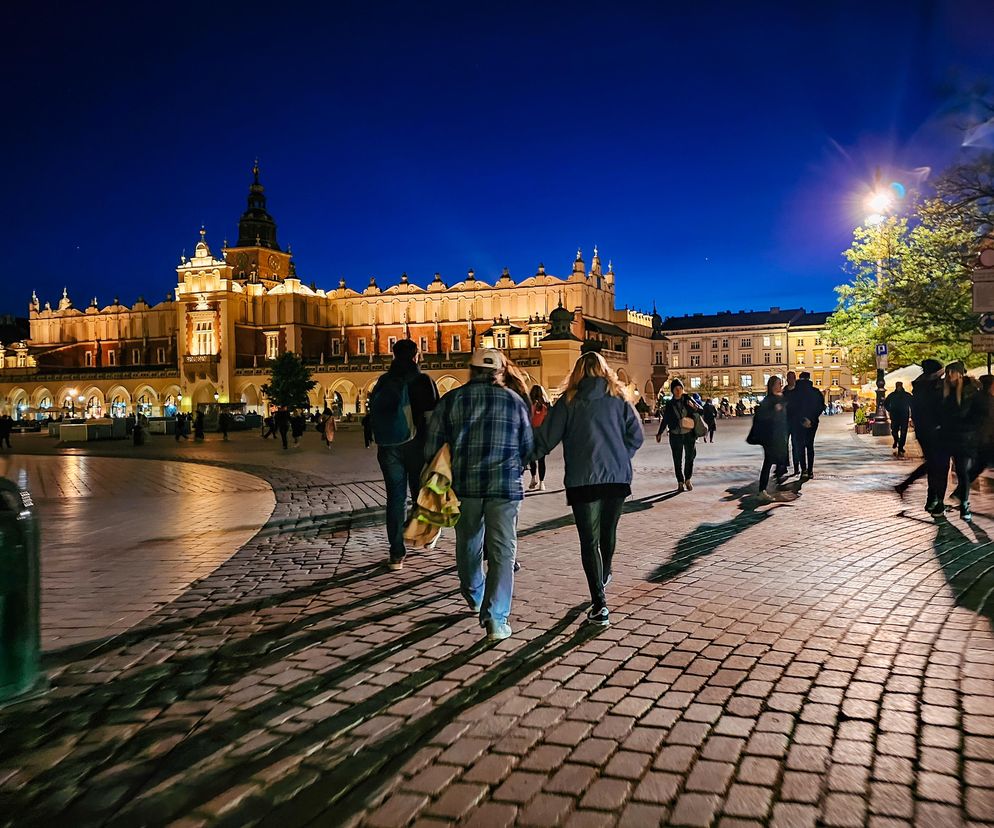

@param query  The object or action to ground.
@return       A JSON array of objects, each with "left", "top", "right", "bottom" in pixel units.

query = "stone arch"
[
  {"left": 7, "top": 387, "right": 28, "bottom": 417},
  {"left": 133, "top": 384, "right": 159, "bottom": 416},
  {"left": 645, "top": 380, "right": 655, "bottom": 400},
  {"left": 328, "top": 378, "right": 359, "bottom": 415},
  {"left": 30, "top": 386, "right": 55, "bottom": 412},
  {"left": 106, "top": 384, "right": 132, "bottom": 418},
  {"left": 616, "top": 367, "right": 631, "bottom": 385},
  {"left": 81, "top": 386, "right": 105, "bottom": 418},
  {"left": 192, "top": 382, "right": 217, "bottom": 406},
  {"left": 239, "top": 383, "right": 261, "bottom": 406},
  {"left": 437, "top": 375, "right": 461, "bottom": 396},
  {"left": 308, "top": 381, "right": 325, "bottom": 410}
]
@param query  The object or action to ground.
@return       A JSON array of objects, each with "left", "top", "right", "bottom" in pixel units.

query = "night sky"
[{"left": 4, "top": 1, "right": 994, "bottom": 320}]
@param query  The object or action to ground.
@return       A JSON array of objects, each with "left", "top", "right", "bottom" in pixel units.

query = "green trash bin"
[{"left": 0, "top": 477, "right": 45, "bottom": 704}]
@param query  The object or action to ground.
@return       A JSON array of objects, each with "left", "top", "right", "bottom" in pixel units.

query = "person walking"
[
  {"left": 218, "top": 410, "right": 231, "bottom": 441},
  {"left": 896, "top": 359, "right": 946, "bottom": 512},
  {"left": 321, "top": 407, "right": 336, "bottom": 450},
  {"left": 290, "top": 410, "right": 307, "bottom": 447},
  {"left": 0, "top": 414, "right": 12, "bottom": 450},
  {"left": 782, "top": 371, "right": 803, "bottom": 475},
  {"left": 527, "top": 385, "right": 551, "bottom": 490},
  {"left": 368, "top": 338, "right": 440, "bottom": 571},
  {"left": 884, "top": 381, "right": 913, "bottom": 456},
  {"left": 193, "top": 410, "right": 205, "bottom": 441},
  {"left": 701, "top": 398, "right": 718, "bottom": 443},
  {"left": 274, "top": 407, "right": 291, "bottom": 449},
  {"left": 751, "top": 375, "right": 788, "bottom": 501},
  {"left": 424, "top": 348, "right": 531, "bottom": 641},
  {"left": 794, "top": 371, "right": 824, "bottom": 480},
  {"left": 970, "top": 375, "right": 994, "bottom": 484},
  {"left": 261, "top": 414, "right": 276, "bottom": 439},
  {"left": 535, "top": 352, "right": 643, "bottom": 627},
  {"left": 941, "top": 361, "right": 982, "bottom": 522},
  {"left": 735, "top": 399, "right": 746, "bottom": 418},
  {"left": 657, "top": 379, "right": 701, "bottom": 492}
]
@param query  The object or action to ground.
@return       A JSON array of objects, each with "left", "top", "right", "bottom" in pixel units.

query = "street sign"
[
  {"left": 972, "top": 334, "right": 994, "bottom": 353},
  {"left": 875, "top": 343, "right": 888, "bottom": 356},
  {"left": 980, "top": 313, "right": 994, "bottom": 334}
]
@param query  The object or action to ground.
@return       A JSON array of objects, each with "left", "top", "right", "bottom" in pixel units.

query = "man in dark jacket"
[
  {"left": 941, "top": 361, "right": 982, "bottom": 521},
  {"left": 369, "top": 339, "right": 440, "bottom": 570},
  {"left": 274, "top": 407, "right": 291, "bottom": 449},
  {"left": 782, "top": 371, "right": 801, "bottom": 474},
  {"left": 793, "top": 372, "right": 824, "bottom": 480},
  {"left": 896, "top": 359, "right": 946, "bottom": 512},
  {"left": 884, "top": 381, "right": 913, "bottom": 455}
]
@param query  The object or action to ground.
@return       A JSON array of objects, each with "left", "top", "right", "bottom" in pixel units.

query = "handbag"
[
  {"left": 679, "top": 416, "right": 695, "bottom": 431},
  {"left": 693, "top": 415, "right": 708, "bottom": 438},
  {"left": 746, "top": 417, "right": 767, "bottom": 446}
]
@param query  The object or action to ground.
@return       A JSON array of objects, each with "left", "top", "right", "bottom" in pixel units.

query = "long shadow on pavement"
[
  {"left": 648, "top": 485, "right": 787, "bottom": 583},
  {"left": 517, "top": 490, "right": 684, "bottom": 540},
  {"left": 930, "top": 515, "right": 994, "bottom": 619}
]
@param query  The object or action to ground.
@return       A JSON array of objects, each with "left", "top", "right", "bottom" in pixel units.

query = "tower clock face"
[{"left": 268, "top": 254, "right": 280, "bottom": 273}]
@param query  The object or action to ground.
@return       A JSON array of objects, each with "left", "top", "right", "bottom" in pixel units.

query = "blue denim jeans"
[
  {"left": 377, "top": 441, "right": 425, "bottom": 561},
  {"left": 455, "top": 497, "right": 520, "bottom": 626}
]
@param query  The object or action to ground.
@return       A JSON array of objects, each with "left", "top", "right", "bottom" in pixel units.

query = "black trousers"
[
  {"left": 669, "top": 432, "right": 697, "bottom": 483},
  {"left": 952, "top": 451, "right": 974, "bottom": 506},
  {"left": 891, "top": 416, "right": 909, "bottom": 451},
  {"left": 927, "top": 445, "right": 951, "bottom": 506},
  {"left": 528, "top": 457, "right": 547, "bottom": 480},
  {"left": 571, "top": 496, "right": 626, "bottom": 611},
  {"left": 789, "top": 424, "right": 805, "bottom": 472},
  {"left": 279, "top": 427, "right": 289, "bottom": 449},
  {"left": 759, "top": 445, "right": 788, "bottom": 491},
  {"left": 802, "top": 423, "right": 818, "bottom": 473}
]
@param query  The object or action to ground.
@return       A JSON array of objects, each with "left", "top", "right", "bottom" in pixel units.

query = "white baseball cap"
[{"left": 470, "top": 348, "right": 505, "bottom": 370}]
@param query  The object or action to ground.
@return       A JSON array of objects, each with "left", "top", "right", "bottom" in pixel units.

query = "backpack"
[{"left": 368, "top": 374, "right": 416, "bottom": 446}]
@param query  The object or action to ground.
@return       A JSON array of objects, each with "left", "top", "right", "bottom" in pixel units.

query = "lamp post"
[
  {"left": 77, "top": 394, "right": 85, "bottom": 419},
  {"left": 865, "top": 180, "right": 896, "bottom": 437}
]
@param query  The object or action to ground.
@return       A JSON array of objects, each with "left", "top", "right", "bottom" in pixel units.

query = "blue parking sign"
[{"left": 875, "top": 343, "right": 888, "bottom": 356}]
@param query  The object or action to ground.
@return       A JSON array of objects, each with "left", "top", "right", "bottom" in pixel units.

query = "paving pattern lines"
[{"left": 341, "top": 491, "right": 994, "bottom": 826}]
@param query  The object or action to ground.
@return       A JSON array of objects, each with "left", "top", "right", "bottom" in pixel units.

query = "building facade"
[
  {"left": 0, "top": 166, "right": 659, "bottom": 420},
  {"left": 653, "top": 308, "right": 855, "bottom": 404}
]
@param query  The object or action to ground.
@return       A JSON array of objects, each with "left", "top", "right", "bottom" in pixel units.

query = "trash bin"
[{"left": 0, "top": 477, "right": 45, "bottom": 704}]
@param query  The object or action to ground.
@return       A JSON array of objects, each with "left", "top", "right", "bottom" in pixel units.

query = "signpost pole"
[{"left": 871, "top": 344, "right": 890, "bottom": 436}]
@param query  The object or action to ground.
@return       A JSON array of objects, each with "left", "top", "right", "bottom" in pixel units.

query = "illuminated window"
[
  {"left": 775, "top": 336, "right": 782, "bottom": 347},
  {"left": 690, "top": 377, "right": 702, "bottom": 388},
  {"left": 814, "top": 352, "right": 823, "bottom": 365},
  {"left": 193, "top": 320, "right": 214, "bottom": 356},
  {"left": 831, "top": 373, "right": 840, "bottom": 386},
  {"left": 722, "top": 375, "right": 730, "bottom": 387},
  {"left": 672, "top": 355, "right": 679, "bottom": 368},
  {"left": 265, "top": 331, "right": 279, "bottom": 360},
  {"left": 530, "top": 329, "right": 543, "bottom": 348},
  {"left": 741, "top": 374, "right": 753, "bottom": 387},
  {"left": 831, "top": 354, "right": 840, "bottom": 364},
  {"left": 796, "top": 352, "right": 805, "bottom": 365},
  {"left": 763, "top": 335, "right": 771, "bottom": 347}
]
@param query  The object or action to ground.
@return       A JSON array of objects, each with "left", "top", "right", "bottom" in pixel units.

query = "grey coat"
[{"left": 536, "top": 377, "right": 644, "bottom": 488}]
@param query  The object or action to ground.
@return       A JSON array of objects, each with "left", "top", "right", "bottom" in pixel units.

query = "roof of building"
[
  {"left": 0, "top": 315, "right": 29, "bottom": 345},
  {"left": 658, "top": 307, "right": 832, "bottom": 332}
]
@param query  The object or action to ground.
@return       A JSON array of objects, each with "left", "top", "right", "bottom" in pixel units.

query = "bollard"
[{"left": 0, "top": 477, "right": 45, "bottom": 704}]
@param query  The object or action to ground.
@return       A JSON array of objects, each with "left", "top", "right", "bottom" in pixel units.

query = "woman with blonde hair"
[{"left": 535, "top": 351, "right": 644, "bottom": 626}]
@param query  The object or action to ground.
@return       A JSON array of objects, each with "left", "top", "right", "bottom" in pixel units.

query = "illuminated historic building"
[
  {"left": 654, "top": 307, "right": 856, "bottom": 403},
  {"left": 0, "top": 166, "right": 659, "bottom": 419}
]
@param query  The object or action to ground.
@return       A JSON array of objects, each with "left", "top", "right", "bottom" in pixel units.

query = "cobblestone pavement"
[
  {"left": 0, "top": 417, "right": 993, "bottom": 827},
  {"left": 0, "top": 455, "right": 274, "bottom": 649}
]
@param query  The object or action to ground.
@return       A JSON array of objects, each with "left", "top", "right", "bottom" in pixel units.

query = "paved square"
[{"left": 0, "top": 416, "right": 992, "bottom": 827}]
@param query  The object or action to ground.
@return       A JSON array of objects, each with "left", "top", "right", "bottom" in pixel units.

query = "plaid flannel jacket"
[{"left": 424, "top": 376, "right": 533, "bottom": 501}]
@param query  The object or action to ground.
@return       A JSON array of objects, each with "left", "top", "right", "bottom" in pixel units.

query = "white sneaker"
[
  {"left": 539, "top": 481, "right": 546, "bottom": 491},
  {"left": 486, "top": 621, "right": 512, "bottom": 641},
  {"left": 527, "top": 476, "right": 538, "bottom": 490}
]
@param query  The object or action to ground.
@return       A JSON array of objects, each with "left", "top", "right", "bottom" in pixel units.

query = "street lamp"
[
  {"left": 864, "top": 176, "right": 897, "bottom": 437},
  {"left": 77, "top": 394, "right": 85, "bottom": 419}
]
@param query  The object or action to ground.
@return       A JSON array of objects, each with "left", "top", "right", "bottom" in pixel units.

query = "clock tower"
[{"left": 223, "top": 161, "right": 292, "bottom": 287}]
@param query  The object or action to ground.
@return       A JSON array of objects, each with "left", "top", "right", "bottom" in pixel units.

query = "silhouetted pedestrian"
[
  {"left": 750, "top": 375, "right": 788, "bottom": 501},
  {"left": 701, "top": 399, "right": 717, "bottom": 443},
  {"left": 884, "top": 381, "right": 912, "bottom": 456},
  {"left": 896, "top": 360, "right": 945, "bottom": 512},
  {"left": 941, "top": 361, "right": 981, "bottom": 522},
  {"left": 274, "top": 407, "right": 291, "bottom": 449},
  {"left": 194, "top": 410, "right": 205, "bottom": 441}
]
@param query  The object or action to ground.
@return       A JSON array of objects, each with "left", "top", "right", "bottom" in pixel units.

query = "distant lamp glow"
[{"left": 213, "top": 392, "right": 219, "bottom": 402}]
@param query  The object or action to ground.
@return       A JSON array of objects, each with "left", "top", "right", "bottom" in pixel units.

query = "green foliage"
[
  {"left": 854, "top": 407, "right": 868, "bottom": 426},
  {"left": 828, "top": 184, "right": 987, "bottom": 373},
  {"left": 260, "top": 352, "right": 316, "bottom": 409}
]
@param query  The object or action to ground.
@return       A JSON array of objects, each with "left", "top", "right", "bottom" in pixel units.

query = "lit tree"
[{"left": 260, "top": 352, "right": 316, "bottom": 409}]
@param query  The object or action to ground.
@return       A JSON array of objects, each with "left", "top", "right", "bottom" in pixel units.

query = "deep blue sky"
[{"left": 3, "top": 1, "right": 994, "bottom": 319}]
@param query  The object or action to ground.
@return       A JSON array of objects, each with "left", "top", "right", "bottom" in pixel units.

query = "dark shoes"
[
  {"left": 387, "top": 555, "right": 406, "bottom": 571},
  {"left": 927, "top": 501, "right": 946, "bottom": 516},
  {"left": 586, "top": 606, "right": 610, "bottom": 627},
  {"left": 962, "top": 505, "right": 973, "bottom": 523}
]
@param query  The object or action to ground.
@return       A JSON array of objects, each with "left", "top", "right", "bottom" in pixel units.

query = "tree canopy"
[
  {"left": 260, "top": 352, "right": 316, "bottom": 409},
  {"left": 827, "top": 152, "right": 994, "bottom": 374}
]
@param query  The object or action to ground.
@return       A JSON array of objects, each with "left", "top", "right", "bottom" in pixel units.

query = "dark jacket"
[
  {"left": 274, "top": 409, "right": 291, "bottom": 432},
  {"left": 911, "top": 372, "right": 944, "bottom": 444},
  {"left": 536, "top": 377, "right": 644, "bottom": 488},
  {"left": 785, "top": 379, "right": 824, "bottom": 427},
  {"left": 658, "top": 395, "right": 702, "bottom": 437},
  {"left": 290, "top": 413, "right": 306, "bottom": 437},
  {"left": 377, "top": 358, "right": 440, "bottom": 439},
  {"left": 701, "top": 401, "right": 718, "bottom": 427},
  {"left": 884, "top": 388, "right": 913, "bottom": 421},
  {"left": 940, "top": 379, "right": 983, "bottom": 452},
  {"left": 753, "top": 393, "right": 788, "bottom": 453}
]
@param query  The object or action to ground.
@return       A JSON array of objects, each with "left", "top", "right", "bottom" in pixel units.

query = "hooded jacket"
[
  {"left": 910, "top": 372, "right": 944, "bottom": 441},
  {"left": 536, "top": 376, "right": 644, "bottom": 488}
]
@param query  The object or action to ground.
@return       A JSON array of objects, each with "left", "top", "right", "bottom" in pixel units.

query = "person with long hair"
[
  {"left": 527, "top": 385, "right": 551, "bottom": 490},
  {"left": 535, "top": 352, "right": 644, "bottom": 627},
  {"left": 941, "top": 361, "right": 982, "bottom": 522},
  {"left": 751, "top": 375, "right": 788, "bottom": 501}
]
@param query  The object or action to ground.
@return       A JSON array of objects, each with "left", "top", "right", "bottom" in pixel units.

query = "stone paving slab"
[{"left": 0, "top": 418, "right": 992, "bottom": 827}]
